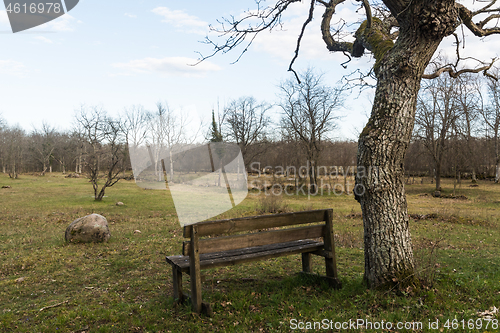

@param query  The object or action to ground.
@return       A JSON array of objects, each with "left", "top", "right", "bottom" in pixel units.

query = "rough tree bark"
[{"left": 356, "top": 33, "right": 442, "bottom": 286}]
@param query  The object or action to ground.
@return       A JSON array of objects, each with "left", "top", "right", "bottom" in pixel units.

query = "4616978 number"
[
  {"left": 6, "top": 2, "right": 61, "bottom": 14},
  {"left": 443, "top": 318, "right": 498, "bottom": 330}
]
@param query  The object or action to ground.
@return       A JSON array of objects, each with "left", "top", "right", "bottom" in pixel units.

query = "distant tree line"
[{"left": 1, "top": 69, "right": 500, "bottom": 199}]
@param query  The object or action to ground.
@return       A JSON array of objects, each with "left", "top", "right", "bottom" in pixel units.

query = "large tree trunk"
[{"left": 355, "top": 28, "right": 442, "bottom": 287}]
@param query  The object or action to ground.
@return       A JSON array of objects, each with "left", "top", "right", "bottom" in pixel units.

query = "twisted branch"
[
  {"left": 422, "top": 58, "right": 497, "bottom": 79},
  {"left": 458, "top": 3, "right": 500, "bottom": 37}
]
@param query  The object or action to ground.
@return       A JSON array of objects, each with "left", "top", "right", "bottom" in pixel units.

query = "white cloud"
[
  {"left": 112, "top": 57, "right": 221, "bottom": 77},
  {"left": 34, "top": 36, "right": 53, "bottom": 44},
  {"left": 125, "top": 13, "right": 137, "bottom": 18},
  {"left": 0, "top": 60, "right": 27, "bottom": 77},
  {"left": 152, "top": 7, "right": 208, "bottom": 35}
]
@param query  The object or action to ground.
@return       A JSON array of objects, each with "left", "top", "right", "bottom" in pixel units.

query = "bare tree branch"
[
  {"left": 422, "top": 58, "right": 497, "bottom": 79},
  {"left": 359, "top": 0, "right": 373, "bottom": 29},
  {"left": 288, "top": 0, "right": 316, "bottom": 83},
  {"left": 473, "top": 0, "right": 498, "bottom": 15},
  {"left": 478, "top": 14, "right": 500, "bottom": 28},
  {"left": 321, "top": 0, "right": 353, "bottom": 55},
  {"left": 196, "top": 0, "right": 301, "bottom": 64},
  {"left": 458, "top": 3, "right": 500, "bottom": 37}
]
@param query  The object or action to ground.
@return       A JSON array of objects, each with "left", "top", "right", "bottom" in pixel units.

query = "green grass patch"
[{"left": 0, "top": 174, "right": 499, "bottom": 332}]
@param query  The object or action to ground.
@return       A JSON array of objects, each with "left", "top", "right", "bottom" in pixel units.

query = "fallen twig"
[{"left": 39, "top": 300, "right": 69, "bottom": 312}]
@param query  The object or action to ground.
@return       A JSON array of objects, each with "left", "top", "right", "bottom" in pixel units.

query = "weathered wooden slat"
[
  {"left": 200, "top": 239, "right": 321, "bottom": 260},
  {"left": 183, "top": 209, "right": 330, "bottom": 238},
  {"left": 167, "top": 240, "right": 324, "bottom": 272},
  {"left": 183, "top": 225, "right": 324, "bottom": 255},
  {"left": 166, "top": 255, "right": 188, "bottom": 267},
  {"left": 197, "top": 242, "right": 324, "bottom": 270}
]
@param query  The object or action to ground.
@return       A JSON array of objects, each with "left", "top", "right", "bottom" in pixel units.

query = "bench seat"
[{"left": 166, "top": 239, "right": 324, "bottom": 273}]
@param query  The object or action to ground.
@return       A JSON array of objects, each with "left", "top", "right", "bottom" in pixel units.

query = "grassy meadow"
[{"left": 0, "top": 172, "right": 499, "bottom": 332}]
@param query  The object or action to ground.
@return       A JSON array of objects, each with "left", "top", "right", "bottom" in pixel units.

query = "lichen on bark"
[{"left": 355, "top": 18, "right": 394, "bottom": 72}]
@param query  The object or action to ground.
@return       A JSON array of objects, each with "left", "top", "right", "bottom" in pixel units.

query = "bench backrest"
[{"left": 182, "top": 209, "right": 333, "bottom": 256}]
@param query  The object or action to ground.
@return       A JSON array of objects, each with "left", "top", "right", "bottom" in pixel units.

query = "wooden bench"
[{"left": 165, "top": 209, "right": 341, "bottom": 315}]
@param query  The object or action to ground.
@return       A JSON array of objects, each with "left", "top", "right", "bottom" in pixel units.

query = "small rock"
[
  {"left": 116, "top": 202, "right": 124, "bottom": 206},
  {"left": 134, "top": 230, "right": 141, "bottom": 234},
  {"left": 65, "top": 214, "right": 111, "bottom": 243},
  {"left": 433, "top": 191, "right": 441, "bottom": 198},
  {"left": 15, "top": 277, "right": 25, "bottom": 283}
]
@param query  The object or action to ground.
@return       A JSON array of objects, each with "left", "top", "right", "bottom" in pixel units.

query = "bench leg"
[
  {"left": 190, "top": 270, "right": 202, "bottom": 313},
  {"left": 302, "top": 252, "right": 312, "bottom": 273},
  {"left": 325, "top": 257, "right": 342, "bottom": 289},
  {"left": 172, "top": 267, "right": 185, "bottom": 303},
  {"left": 325, "top": 257, "right": 336, "bottom": 279},
  {"left": 323, "top": 209, "right": 341, "bottom": 288},
  {"left": 190, "top": 225, "right": 203, "bottom": 314}
]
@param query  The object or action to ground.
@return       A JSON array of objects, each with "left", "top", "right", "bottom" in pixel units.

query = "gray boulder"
[{"left": 65, "top": 214, "right": 111, "bottom": 243}]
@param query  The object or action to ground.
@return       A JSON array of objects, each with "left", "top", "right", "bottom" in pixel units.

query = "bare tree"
[
  {"left": 122, "top": 105, "right": 149, "bottom": 148},
  {"left": 146, "top": 102, "right": 189, "bottom": 183},
  {"left": 415, "top": 74, "right": 460, "bottom": 192},
  {"left": 29, "top": 122, "right": 57, "bottom": 175},
  {"left": 75, "top": 106, "right": 127, "bottom": 201},
  {"left": 452, "top": 74, "right": 481, "bottom": 183},
  {"left": 223, "top": 96, "right": 271, "bottom": 168},
  {"left": 2, "top": 126, "right": 25, "bottom": 179},
  {"left": 52, "top": 132, "right": 79, "bottom": 174},
  {"left": 279, "top": 68, "right": 343, "bottom": 193},
  {"left": 121, "top": 105, "right": 149, "bottom": 177},
  {"left": 483, "top": 68, "right": 500, "bottom": 183}
]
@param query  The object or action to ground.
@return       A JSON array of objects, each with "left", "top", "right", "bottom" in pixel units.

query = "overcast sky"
[{"left": 1, "top": 0, "right": 499, "bottom": 140}]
